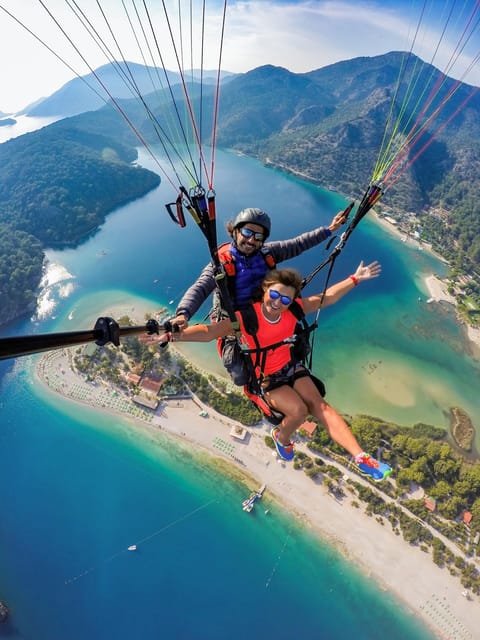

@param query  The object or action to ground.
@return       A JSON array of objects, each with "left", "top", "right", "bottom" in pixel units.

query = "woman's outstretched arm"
[{"left": 302, "top": 260, "right": 381, "bottom": 314}]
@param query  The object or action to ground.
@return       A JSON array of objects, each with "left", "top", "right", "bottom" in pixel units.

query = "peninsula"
[{"left": 35, "top": 302, "right": 480, "bottom": 640}]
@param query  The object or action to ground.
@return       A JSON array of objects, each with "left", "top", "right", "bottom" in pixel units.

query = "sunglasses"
[
  {"left": 269, "top": 289, "right": 293, "bottom": 305},
  {"left": 239, "top": 227, "right": 265, "bottom": 242}
]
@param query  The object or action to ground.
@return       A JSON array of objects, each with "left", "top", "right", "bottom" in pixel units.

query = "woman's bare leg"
[
  {"left": 264, "top": 384, "right": 308, "bottom": 445},
  {"left": 291, "top": 376, "right": 363, "bottom": 457}
]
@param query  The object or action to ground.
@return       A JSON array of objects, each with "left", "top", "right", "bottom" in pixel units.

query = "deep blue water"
[
  {"left": 3, "top": 145, "right": 478, "bottom": 639},
  {"left": 0, "top": 361, "right": 435, "bottom": 640}
]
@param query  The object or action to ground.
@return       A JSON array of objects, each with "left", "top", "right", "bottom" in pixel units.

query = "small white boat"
[
  {"left": 242, "top": 484, "right": 266, "bottom": 513},
  {"left": 127, "top": 545, "right": 137, "bottom": 551}
]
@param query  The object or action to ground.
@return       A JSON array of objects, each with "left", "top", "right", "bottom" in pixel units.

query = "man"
[{"left": 173, "top": 206, "right": 348, "bottom": 328}]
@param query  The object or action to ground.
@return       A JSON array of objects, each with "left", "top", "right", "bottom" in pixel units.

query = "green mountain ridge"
[
  {"left": 213, "top": 55, "right": 480, "bottom": 274},
  {"left": 1, "top": 52, "right": 479, "bottom": 328}
]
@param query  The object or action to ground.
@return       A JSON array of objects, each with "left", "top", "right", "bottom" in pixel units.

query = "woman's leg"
[
  {"left": 292, "top": 375, "right": 363, "bottom": 458},
  {"left": 264, "top": 384, "right": 309, "bottom": 445}
]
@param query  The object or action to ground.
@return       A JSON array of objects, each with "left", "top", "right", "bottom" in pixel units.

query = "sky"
[{"left": 0, "top": 0, "right": 479, "bottom": 114}]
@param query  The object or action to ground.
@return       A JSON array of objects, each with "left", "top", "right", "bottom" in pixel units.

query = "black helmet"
[{"left": 233, "top": 208, "right": 271, "bottom": 238}]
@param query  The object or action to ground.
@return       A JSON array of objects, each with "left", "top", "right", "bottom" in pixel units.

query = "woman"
[{"left": 160, "top": 261, "right": 391, "bottom": 481}]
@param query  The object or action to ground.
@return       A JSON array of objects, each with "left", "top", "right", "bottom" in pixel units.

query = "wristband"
[{"left": 349, "top": 274, "right": 359, "bottom": 286}]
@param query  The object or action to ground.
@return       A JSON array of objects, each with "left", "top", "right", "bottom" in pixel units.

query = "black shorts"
[{"left": 262, "top": 363, "right": 326, "bottom": 397}]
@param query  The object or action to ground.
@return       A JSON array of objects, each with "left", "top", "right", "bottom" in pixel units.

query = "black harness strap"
[{"left": 238, "top": 301, "right": 314, "bottom": 389}]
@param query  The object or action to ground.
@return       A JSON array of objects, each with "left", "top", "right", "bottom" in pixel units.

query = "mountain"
[
  {"left": 213, "top": 55, "right": 480, "bottom": 273},
  {"left": 27, "top": 62, "right": 237, "bottom": 118},
  {"left": 1, "top": 52, "right": 479, "bottom": 326},
  {"left": 23, "top": 52, "right": 480, "bottom": 273},
  {"left": 49, "top": 53, "right": 478, "bottom": 272},
  {"left": 217, "top": 54, "right": 479, "bottom": 199},
  {"left": 0, "top": 117, "right": 16, "bottom": 127}
]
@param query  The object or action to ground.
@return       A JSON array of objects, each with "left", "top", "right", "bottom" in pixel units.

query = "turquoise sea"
[{"left": 1, "top": 144, "right": 479, "bottom": 639}]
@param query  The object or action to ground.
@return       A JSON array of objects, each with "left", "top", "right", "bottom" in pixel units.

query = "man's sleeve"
[
  {"left": 175, "top": 262, "right": 216, "bottom": 320},
  {"left": 267, "top": 227, "right": 332, "bottom": 263}
]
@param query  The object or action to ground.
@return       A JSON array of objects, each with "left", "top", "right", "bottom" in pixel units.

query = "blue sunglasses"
[
  {"left": 239, "top": 227, "right": 265, "bottom": 242},
  {"left": 269, "top": 289, "right": 292, "bottom": 305}
]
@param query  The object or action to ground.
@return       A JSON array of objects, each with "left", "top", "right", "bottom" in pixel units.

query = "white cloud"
[{"left": 219, "top": 2, "right": 411, "bottom": 72}]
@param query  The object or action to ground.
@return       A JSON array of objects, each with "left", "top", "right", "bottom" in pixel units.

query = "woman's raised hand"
[{"left": 353, "top": 260, "right": 382, "bottom": 282}]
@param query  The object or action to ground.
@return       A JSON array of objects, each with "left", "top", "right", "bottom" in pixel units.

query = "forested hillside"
[
  {"left": 0, "top": 120, "right": 160, "bottom": 325},
  {"left": 0, "top": 225, "right": 43, "bottom": 326},
  {"left": 213, "top": 55, "right": 480, "bottom": 274},
  {"left": 49, "top": 53, "right": 479, "bottom": 274}
]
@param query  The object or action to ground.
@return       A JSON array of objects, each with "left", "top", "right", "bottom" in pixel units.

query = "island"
[{"left": 451, "top": 407, "right": 476, "bottom": 452}]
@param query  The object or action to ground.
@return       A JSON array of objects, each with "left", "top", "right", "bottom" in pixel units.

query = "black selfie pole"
[{"left": 0, "top": 317, "right": 161, "bottom": 361}]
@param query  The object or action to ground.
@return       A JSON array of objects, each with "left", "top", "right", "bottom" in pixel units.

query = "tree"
[
  {"left": 351, "top": 419, "right": 382, "bottom": 453},
  {"left": 459, "top": 464, "right": 480, "bottom": 497},
  {"left": 470, "top": 497, "right": 480, "bottom": 531},
  {"left": 0, "top": 121, "right": 160, "bottom": 326},
  {"left": 438, "top": 496, "right": 466, "bottom": 520},
  {"left": 305, "top": 466, "right": 320, "bottom": 479},
  {"left": 428, "top": 480, "right": 451, "bottom": 501},
  {"left": 433, "top": 457, "right": 461, "bottom": 483}
]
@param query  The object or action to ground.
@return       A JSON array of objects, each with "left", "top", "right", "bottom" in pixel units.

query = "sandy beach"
[
  {"left": 424, "top": 274, "right": 480, "bottom": 353},
  {"left": 35, "top": 342, "right": 479, "bottom": 640},
  {"left": 424, "top": 274, "right": 456, "bottom": 305},
  {"left": 373, "top": 211, "right": 480, "bottom": 354}
]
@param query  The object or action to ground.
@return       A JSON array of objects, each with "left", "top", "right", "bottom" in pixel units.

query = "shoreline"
[
  {"left": 423, "top": 274, "right": 480, "bottom": 354},
  {"left": 372, "top": 211, "right": 480, "bottom": 354},
  {"left": 372, "top": 211, "right": 447, "bottom": 263},
  {"left": 34, "top": 344, "right": 479, "bottom": 640}
]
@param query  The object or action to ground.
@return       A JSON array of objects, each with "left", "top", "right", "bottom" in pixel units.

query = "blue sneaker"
[
  {"left": 271, "top": 428, "right": 295, "bottom": 461},
  {"left": 356, "top": 453, "right": 392, "bottom": 482}
]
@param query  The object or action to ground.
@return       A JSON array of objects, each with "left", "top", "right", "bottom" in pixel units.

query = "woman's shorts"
[{"left": 262, "top": 363, "right": 326, "bottom": 397}]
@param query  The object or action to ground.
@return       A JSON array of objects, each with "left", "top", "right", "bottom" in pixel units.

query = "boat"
[
  {"left": 242, "top": 484, "right": 266, "bottom": 512},
  {"left": 127, "top": 545, "right": 137, "bottom": 551},
  {"left": 242, "top": 493, "right": 256, "bottom": 512}
]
